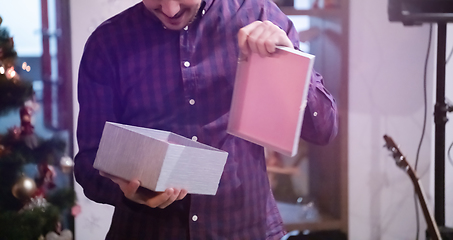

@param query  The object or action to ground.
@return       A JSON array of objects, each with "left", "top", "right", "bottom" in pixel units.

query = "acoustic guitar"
[{"left": 383, "top": 135, "right": 442, "bottom": 240}]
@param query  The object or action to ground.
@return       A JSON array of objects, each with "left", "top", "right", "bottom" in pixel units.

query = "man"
[{"left": 75, "top": 0, "right": 338, "bottom": 239}]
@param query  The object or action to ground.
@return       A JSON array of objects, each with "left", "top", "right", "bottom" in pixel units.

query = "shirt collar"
[{"left": 202, "top": 0, "right": 214, "bottom": 15}]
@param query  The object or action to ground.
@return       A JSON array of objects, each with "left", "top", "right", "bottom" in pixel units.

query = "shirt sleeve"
[
  {"left": 300, "top": 71, "right": 338, "bottom": 145},
  {"left": 263, "top": 0, "right": 339, "bottom": 145},
  {"left": 74, "top": 32, "right": 124, "bottom": 206}
]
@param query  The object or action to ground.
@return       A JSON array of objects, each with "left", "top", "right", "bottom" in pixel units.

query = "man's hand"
[
  {"left": 238, "top": 20, "right": 293, "bottom": 57},
  {"left": 100, "top": 171, "right": 188, "bottom": 209}
]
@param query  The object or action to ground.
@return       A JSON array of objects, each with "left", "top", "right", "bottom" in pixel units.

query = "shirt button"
[
  {"left": 189, "top": 99, "right": 195, "bottom": 105},
  {"left": 184, "top": 26, "right": 188, "bottom": 30},
  {"left": 184, "top": 61, "right": 190, "bottom": 67},
  {"left": 192, "top": 136, "right": 198, "bottom": 141},
  {"left": 313, "top": 112, "right": 318, "bottom": 117},
  {"left": 202, "top": 9, "right": 206, "bottom": 16},
  {"left": 192, "top": 215, "right": 198, "bottom": 222}
]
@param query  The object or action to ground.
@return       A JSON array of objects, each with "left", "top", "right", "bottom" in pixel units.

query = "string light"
[
  {"left": 0, "top": 66, "right": 4, "bottom": 74},
  {"left": 6, "top": 67, "right": 16, "bottom": 79},
  {"left": 22, "top": 62, "right": 31, "bottom": 72}
]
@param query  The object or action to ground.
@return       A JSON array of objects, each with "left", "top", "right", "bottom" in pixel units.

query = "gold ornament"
[
  {"left": 60, "top": 156, "right": 74, "bottom": 173},
  {"left": 12, "top": 175, "right": 37, "bottom": 202}
]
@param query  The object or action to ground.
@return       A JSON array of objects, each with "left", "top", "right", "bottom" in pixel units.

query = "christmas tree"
[{"left": 0, "top": 16, "right": 76, "bottom": 240}]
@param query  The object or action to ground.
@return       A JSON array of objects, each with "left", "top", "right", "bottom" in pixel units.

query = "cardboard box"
[
  {"left": 93, "top": 122, "right": 228, "bottom": 195},
  {"left": 228, "top": 46, "right": 315, "bottom": 157}
]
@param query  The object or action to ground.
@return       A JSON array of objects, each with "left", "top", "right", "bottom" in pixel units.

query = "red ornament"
[
  {"left": 35, "top": 163, "right": 57, "bottom": 196},
  {"left": 20, "top": 106, "right": 34, "bottom": 135}
]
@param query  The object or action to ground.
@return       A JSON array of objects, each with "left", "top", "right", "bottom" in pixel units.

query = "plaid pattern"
[{"left": 75, "top": 0, "right": 338, "bottom": 239}]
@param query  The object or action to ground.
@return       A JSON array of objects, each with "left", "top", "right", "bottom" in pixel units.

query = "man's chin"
[{"left": 162, "top": 23, "right": 185, "bottom": 30}]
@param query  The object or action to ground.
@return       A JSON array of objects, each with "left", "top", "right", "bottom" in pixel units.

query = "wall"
[
  {"left": 348, "top": 0, "right": 453, "bottom": 239},
  {"left": 69, "top": 0, "right": 139, "bottom": 239}
]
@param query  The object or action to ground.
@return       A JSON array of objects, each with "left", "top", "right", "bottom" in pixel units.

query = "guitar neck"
[{"left": 405, "top": 167, "right": 442, "bottom": 240}]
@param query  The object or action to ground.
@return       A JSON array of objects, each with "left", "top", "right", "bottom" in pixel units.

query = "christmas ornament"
[
  {"left": 60, "top": 156, "right": 74, "bottom": 173},
  {"left": 20, "top": 105, "right": 38, "bottom": 148},
  {"left": 0, "top": 16, "right": 3, "bottom": 25},
  {"left": 71, "top": 204, "right": 81, "bottom": 217},
  {"left": 35, "top": 163, "right": 57, "bottom": 195},
  {"left": 20, "top": 106, "right": 34, "bottom": 133},
  {"left": 20, "top": 195, "right": 50, "bottom": 212},
  {"left": 45, "top": 221, "right": 73, "bottom": 240},
  {"left": 12, "top": 175, "right": 37, "bottom": 202},
  {"left": 45, "top": 229, "right": 73, "bottom": 240}
]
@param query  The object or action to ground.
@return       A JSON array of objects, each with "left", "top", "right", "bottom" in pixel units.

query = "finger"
[
  {"left": 246, "top": 23, "right": 266, "bottom": 56},
  {"left": 99, "top": 171, "right": 117, "bottom": 179},
  {"left": 262, "top": 20, "right": 293, "bottom": 49},
  {"left": 158, "top": 188, "right": 181, "bottom": 209},
  {"left": 264, "top": 31, "right": 282, "bottom": 55},
  {"left": 276, "top": 28, "right": 293, "bottom": 48},
  {"left": 176, "top": 189, "right": 188, "bottom": 200},
  {"left": 100, "top": 171, "right": 129, "bottom": 186},
  {"left": 254, "top": 24, "right": 276, "bottom": 57},
  {"left": 238, "top": 21, "right": 262, "bottom": 55},
  {"left": 111, "top": 176, "right": 126, "bottom": 185},
  {"left": 122, "top": 179, "right": 141, "bottom": 199},
  {"left": 254, "top": 21, "right": 278, "bottom": 56},
  {"left": 264, "top": 25, "right": 293, "bottom": 54},
  {"left": 145, "top": 188, "right": 173, "bottom": 208}
]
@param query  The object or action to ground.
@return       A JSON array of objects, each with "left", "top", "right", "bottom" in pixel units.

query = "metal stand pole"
[{"left": 434, "top": 22, "right": 447, "bottom": 227}]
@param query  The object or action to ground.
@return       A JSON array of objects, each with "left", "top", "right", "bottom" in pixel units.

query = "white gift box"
[{"left": 93, "top": 122, "right": 228, "bottom": 195}]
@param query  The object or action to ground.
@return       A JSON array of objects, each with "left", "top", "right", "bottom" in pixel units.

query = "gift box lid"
[{"left": 227, "top": 46, "right": 315, "bottom": 157}]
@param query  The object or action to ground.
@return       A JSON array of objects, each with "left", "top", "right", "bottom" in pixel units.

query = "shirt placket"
[
  {"left": 180, "top": 24, "right": 198, "bottom": 134},
  {"left": 179, "top": 25, "right": 203, "bottom": 236}
]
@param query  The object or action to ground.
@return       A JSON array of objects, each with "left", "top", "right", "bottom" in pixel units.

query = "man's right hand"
[{"left": 100, "top": 171, "right": 188, "bottom": 209}]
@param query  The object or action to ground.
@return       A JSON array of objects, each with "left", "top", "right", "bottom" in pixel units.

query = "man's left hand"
[{"left": 238, "top": 20, "right": 293, "bottom": 57}]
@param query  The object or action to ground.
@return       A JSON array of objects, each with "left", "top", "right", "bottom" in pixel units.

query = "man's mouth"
[
  {"left": 169, "top": 10, "right": 185, "bottom": 19},
  {"left": 159, "top": 9, "right": 186, "bottom": 26}
]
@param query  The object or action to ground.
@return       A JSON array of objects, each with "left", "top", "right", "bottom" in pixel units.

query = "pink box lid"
[{"left": 227, "top": 46, "right": 315, "bottom": 157}]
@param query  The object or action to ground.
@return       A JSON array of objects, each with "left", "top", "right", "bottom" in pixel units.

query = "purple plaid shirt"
[{"left": 75, "top": 0, "right": 338, "bottom": 239}]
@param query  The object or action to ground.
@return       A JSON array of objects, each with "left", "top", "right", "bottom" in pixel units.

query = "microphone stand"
[
  {"left": 434, "top": 22, "right": 453, "bottom": 240},
  {"left": 388, "top": 1, "right": 453, "bottom": 238}
]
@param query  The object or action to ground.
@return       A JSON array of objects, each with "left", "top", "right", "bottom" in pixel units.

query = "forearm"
[
  {"left": 75, "top": 34, "right": 124, "bottom": 205},
  {"left": 74, "top": 149, "right": 123, "bottom": 205},
  {"left": 75, "top": 87, "right": 123, "bottom": 205}
]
